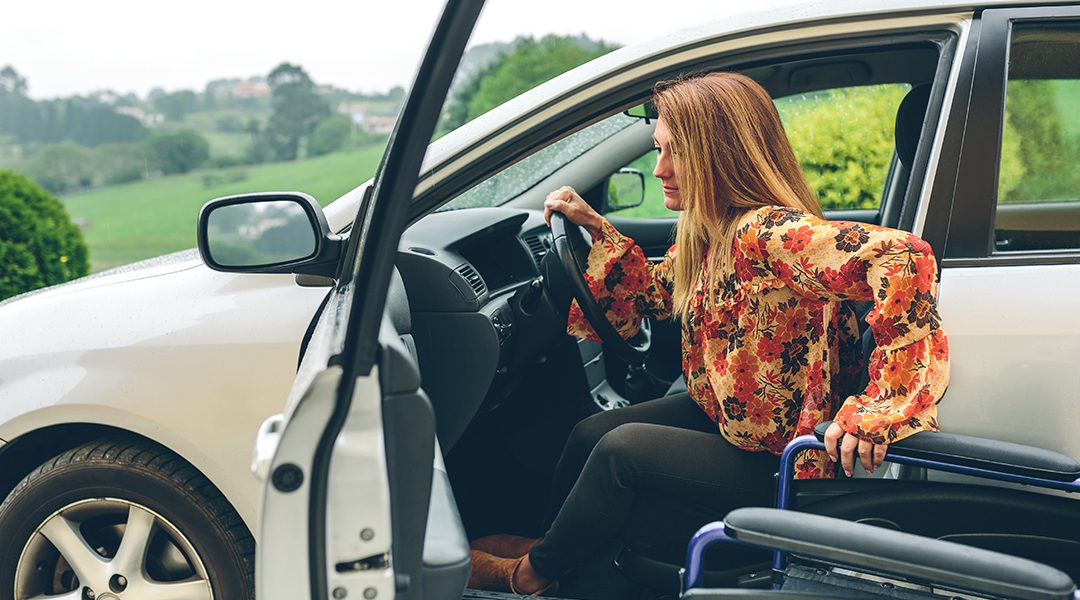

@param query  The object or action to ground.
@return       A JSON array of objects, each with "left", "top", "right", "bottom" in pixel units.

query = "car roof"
[
  {"left": 323, "top": 0, "right": 1072, "bottom": 229},
  {"left": 423, "top": 0, "right": 1057, "bottom": 167}
]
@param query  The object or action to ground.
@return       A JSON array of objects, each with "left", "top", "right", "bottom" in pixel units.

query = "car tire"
[{"left": 0, "top": 437, "right": 255, "bottom": 600}]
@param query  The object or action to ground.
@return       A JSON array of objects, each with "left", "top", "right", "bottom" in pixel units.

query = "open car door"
[{"left": 254, "top": 2, "right": 485, "bottom": 599}]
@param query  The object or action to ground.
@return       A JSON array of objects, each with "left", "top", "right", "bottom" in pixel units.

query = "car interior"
[{"left": 366, "top": 32, "right": 1080, "bottom": 600}]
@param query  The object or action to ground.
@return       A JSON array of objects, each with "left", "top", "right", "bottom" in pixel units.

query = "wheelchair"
[{"left": 680, "top": 422, "right": 1080, "bottom": 599}]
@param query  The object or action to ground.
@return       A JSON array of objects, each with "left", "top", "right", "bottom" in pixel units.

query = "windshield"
[{"left": 437, "top": 112, "right": 636, "bottom": 211}]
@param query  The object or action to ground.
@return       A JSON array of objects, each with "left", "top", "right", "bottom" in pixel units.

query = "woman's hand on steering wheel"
[
  {"left": 823, "top": 422, "right": 887, "bottom": 477},
  {"left": 544, "top": 186, "right": 603, "bottom": 237}
]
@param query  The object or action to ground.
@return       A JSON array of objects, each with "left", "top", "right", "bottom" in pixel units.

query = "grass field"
[
  {"left": 64, "top": 144, "right": 385, "bottom": 272},
  {"left": 158, "top": 108, "right": 272, "bottom": 158}
]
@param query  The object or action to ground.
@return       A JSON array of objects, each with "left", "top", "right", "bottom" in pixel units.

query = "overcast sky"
[{"left": 2, "top": 0, "right": 807, "bottom": 100}]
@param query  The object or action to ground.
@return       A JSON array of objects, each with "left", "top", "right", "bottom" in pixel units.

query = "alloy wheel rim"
[{"left": 14, "top": 497, "right": 214, "bottom": 600}]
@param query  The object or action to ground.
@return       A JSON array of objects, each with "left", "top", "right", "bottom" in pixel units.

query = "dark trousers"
[{"left": 528, "top": 392, "right": 780, "bottom": 579}]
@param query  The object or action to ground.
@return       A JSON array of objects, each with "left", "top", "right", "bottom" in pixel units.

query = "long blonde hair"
[{"left": 652, "top": 72, "right": 822, "bottom": 318}]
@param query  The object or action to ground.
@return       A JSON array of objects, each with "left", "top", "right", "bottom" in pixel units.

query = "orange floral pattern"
[{"left": 567, "top": 206, "right": 950, "bottom": 478}]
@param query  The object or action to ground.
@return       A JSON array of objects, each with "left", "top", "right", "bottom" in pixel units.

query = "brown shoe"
[
  {"left": 467, "top": 550, "right": 558, "bottom": 596},
  {"left": 470, "top": 534, "right": 539, "bottom": 558},
  {"left": 467, "top": 549, "right": 518, "bottom": 592}
]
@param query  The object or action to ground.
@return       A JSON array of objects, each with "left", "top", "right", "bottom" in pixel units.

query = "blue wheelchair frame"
[{"left": 683, "top": 431, "right": 1080, "bottom": 595}]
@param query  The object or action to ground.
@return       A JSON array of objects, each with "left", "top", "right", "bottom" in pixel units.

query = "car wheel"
[{"left": 0, "top": 438, "right": 255, "bottom": 600}]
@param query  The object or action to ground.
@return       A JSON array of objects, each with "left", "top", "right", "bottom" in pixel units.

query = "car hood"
[{"left": 0, "top": 248, "right": 204, "bottom": 310}]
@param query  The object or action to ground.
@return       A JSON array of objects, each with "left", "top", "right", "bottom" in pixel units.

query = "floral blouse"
[{"left": 567, "top": 206, "right": 950, "bottom": 478}]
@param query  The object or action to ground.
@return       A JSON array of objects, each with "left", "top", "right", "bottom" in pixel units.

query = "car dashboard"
[{"left": 396, "top": 207, "right": 563, "bottom": 450}]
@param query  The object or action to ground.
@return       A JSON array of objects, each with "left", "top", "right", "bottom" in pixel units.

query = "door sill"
[{"left": 462, "top": 589, "right": 562, "bottom": 599}]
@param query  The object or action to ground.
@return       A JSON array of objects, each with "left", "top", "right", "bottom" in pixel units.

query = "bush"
[
  {"left": 144, "top": 129, "right": 210, "bottom": 175},
  {"left": 1000, "top": 80, "right": 1077, "bottom": 203},
  {"left": 202, "top": 168, "right": 249, "bottom": 189},
  {"left": 779, "top": 85, "right": 906, "bottom": 210},
  {"left": 0, "top": 169, "right": 89, "bottom": 300},
  {"left": 216, "top": 115, "right": 246, "bottom": 133},
  {"left": 210, "top": 154, "right": 249, "bottom": 168},
  {"left": 24, "top": 141, "right": 96, "bottom": 194},
  {"left": 309, "top": 114, "right": 352, "bottom": 156},
  {"left": 95, "top": 142, "right": 146, "bottom": 186}
]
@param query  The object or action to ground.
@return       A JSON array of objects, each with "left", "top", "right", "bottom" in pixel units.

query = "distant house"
[
  {"left": 115, "top": 106, "right": 164, "bottom": 127},
  {"left": 363, "top": 115, "right": 396, "bottom": 135},
  {"left": 337, "top": 102, "right": 368, "bottom": 126},
  {"left": 336, "top": 102, "right": 397, "bottom": 134},
  {"left": 232, "top": 81, "right": 270, "bottom": 98}
]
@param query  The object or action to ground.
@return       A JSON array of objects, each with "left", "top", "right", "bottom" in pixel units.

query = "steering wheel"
[{"left": 549, "top": 212, "right": 651, "bottom": 365}]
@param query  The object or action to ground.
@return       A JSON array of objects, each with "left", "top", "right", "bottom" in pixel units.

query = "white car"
[{"left": 1, "top": 0, "right": 1079, "bottom": 598}]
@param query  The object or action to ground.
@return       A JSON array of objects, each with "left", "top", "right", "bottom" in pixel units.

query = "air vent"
[
  {"left": 455, "top": 263, "right": 486, "bottom": 297},
  {"left": 524, "top": 233, "right": 550, "bottom": 269}
]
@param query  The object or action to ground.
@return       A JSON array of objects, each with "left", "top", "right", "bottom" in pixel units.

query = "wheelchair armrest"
[
  {"left": 723, "top": 507, "right": 1076, "bottom": 600},
  {"left": 813, "top": 421, "right": 1080, "bottom": 482}
]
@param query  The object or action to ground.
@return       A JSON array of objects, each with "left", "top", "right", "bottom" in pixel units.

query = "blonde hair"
[{"left": 652, "top": 72, "right": 822, "bottom": 318}]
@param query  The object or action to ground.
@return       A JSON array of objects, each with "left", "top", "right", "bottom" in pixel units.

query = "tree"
[
  {"left": 263, "top": 63, "right": 330, "bottom": 161},
  {"left": 0, "top": 169, "right": 89, "bottom": 300},
  {"left": 309, "top": 113, "right": 352, "bottom": 156},
  {"left": 439, "top": 35, "right": 618, "bottom": 134},
  {"left": 154, "top": 90, "right": 198, "bottom": 122},
  {"left": 0, "top": 65, "right": 27, "bottom": 95},
  {"left": 144, "top": 129, "right": 210, "bottom": 175},
  {"left": 25, "top": 142, "right": 97, "bottom": 194},
  {"left": 1000, "top": 80, "right": 1069, "bottom": 202}
]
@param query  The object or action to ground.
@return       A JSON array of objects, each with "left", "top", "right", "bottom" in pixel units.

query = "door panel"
[
  {"left": 605, "top": 215, "right": 677, "bottom": 260},
  {"left": 937, "top": 265, "right": 1080, "bottom": 459},
  {"left": 379, "top": 324, "right": 439, "bottom": 600}
]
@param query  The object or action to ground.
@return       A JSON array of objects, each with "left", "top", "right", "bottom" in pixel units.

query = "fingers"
[
  {"left": 858, "top": 438, "right": 874, "bottom": 474},
  {"left": 545, "top": 186, "right": 597, "bottom": 229},
  {"left": 827, "top": 423, "right": 888, "bottom": 477},
  {"left": 543, "top": 197, "right": 566, "bottom": 228},
  {"left": 874, "top": 443, "right": 887, "bottom": 470},
  {"left": 823, "top": 422, "right": 843, "bottom": 462},
  {"left": 840, "top": 433, "right": 859, "bottom": 478}
]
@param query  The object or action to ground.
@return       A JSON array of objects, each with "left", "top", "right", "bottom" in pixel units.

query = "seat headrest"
[{"left": 895, "top": 84, "right": 932, "bottom": 169}]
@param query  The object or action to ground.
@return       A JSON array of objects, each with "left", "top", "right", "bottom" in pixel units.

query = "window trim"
[
  {"left": 942, "top": 6, "right": 1080, "bottom": 264},
  {"left": 408, "top": 24, "right": 966, "bottom": 228}
]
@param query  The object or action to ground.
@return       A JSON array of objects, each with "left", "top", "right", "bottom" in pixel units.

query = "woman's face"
[{"left": 652, "top": 118, "right": 682, "bottom": 211}]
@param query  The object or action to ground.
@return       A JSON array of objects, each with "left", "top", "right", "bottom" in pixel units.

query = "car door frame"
[
  {"left": 256, "top": 2, "right": 485, "bottom": 600},
  {"left": 925, "top": 4, "right": 1080, "bottom": 463},
  {"left": 935, "top": 4, "right": 1080, "bottom": 266}
]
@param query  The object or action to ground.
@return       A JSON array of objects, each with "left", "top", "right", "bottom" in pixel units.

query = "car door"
[
  {"left": 932, "top": 5, "right": 1080, "bottom": 460},
  {"left": 255, "top": 2, "right": 485, "bottom": 600}
]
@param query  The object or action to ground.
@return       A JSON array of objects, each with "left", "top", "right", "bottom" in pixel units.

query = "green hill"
[{"left": 64, "top": 144, "right": 385, "bottom": 272}]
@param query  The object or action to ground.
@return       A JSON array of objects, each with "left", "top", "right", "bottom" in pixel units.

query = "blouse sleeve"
[
  {"left": 740, "top": 207, "right": 950, "bottom": 444},
  {"left": 566, "top": 218, "right": 676, "bottom": 343}
]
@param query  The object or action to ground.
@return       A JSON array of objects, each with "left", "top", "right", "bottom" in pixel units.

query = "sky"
[{"left": 1, "top": 0, "right": 805, "bottom": 100}]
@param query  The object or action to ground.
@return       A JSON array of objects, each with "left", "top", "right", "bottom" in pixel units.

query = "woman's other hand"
[
  {"left": 544, "top": 186, "right": 604, "bottom": 237},
  {"left": 823, "top": 422, "right": 887, "bottom": 477}
]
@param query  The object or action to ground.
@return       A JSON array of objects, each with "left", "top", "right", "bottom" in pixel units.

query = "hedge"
[{"left": 0, "top": 169, "right": 89, "bottom": 300}]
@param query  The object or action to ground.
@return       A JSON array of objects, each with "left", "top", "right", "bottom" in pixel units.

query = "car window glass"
[
  {"left": 777, "top": 83, "right": 910, "bottom": 211},
  {"left": 994, "top": 22, "right": 1080, "bottom": 253},
  {"left": 608, "top": 83, "right": 911, "bottom": 219},
  {"left": 604, "top": 150, "right": 663, "bottom": 218},
  {"left": 437, "top": 113, "right": 635, "bottom": 212}
]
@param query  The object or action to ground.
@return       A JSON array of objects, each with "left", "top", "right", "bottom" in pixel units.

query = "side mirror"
[
  {"left": 197, "top": 192, "right": 343, "bottom": 278},
  {"left": 603, "top": 168, "right": 645, "bottom": 213},
  {"left": 623, "top": 102, "right": 658, "bottom": 122}
]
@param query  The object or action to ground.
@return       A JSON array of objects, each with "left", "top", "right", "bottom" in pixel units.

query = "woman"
[{"left": 468, "top": 72, "right": 950, "bottom": 595}]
